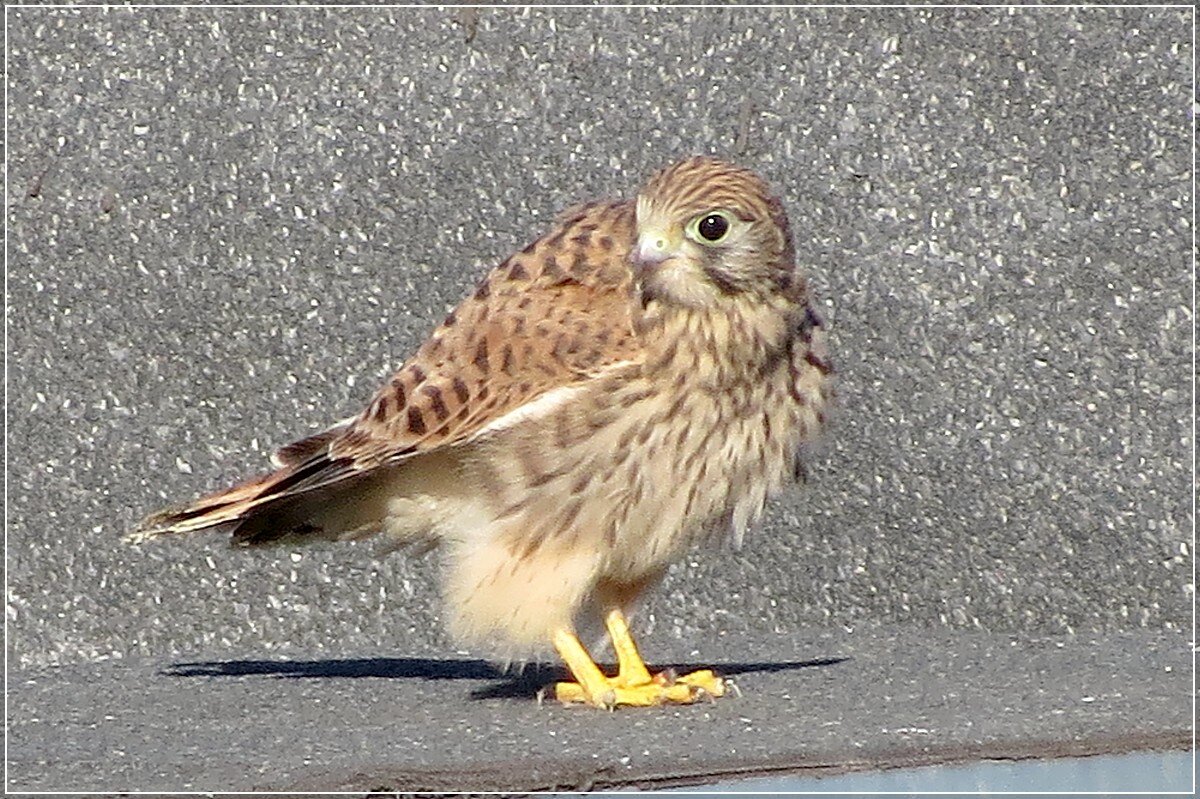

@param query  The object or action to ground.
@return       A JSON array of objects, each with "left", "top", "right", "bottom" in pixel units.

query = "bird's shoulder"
[{"left": 286, "top": 199, "right": 643, "bottom": 470}]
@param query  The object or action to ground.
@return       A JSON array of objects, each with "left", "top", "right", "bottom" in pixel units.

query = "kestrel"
[{"left": 130, "top": 156, "right": 834, "bottom": 709}]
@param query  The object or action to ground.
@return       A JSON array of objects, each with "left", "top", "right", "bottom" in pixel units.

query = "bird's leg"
[
  {"left": 551, "top": 628, "right": 618, "bottom": 708},
  {"left": 551, "top": 628, "right": 694, "bottom": 708},
  {"left": 550, "top": 613, "right": 728, "bottom": 708},
  {"left": 604, "top": 608, "right": 654, "bottom": 687},
  {"left": 604, "top": 608, "right": 728, "bottom": 697}
]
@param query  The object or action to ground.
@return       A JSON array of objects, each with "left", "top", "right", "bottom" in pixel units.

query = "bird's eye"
[
  {"left": 698, "top": 215, "right": 728, "bottom": 241},
  {"left": 691, "top": 212, "right": 732, "bottom": 244}
]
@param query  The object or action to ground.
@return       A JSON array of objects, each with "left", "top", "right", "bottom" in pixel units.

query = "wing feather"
[
  {"left": 327, "top": 199, "right": 642, "bottom": 470},
  {"left": 127, "top": 200, "right": 643, "bottom": 543}
]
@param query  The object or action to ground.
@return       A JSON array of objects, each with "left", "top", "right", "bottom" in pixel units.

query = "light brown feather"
[{"left": 128, "top": 200, "right": 644, "bottom": 544}]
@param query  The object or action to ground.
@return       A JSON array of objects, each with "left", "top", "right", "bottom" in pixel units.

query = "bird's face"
[{"left": 631, "top": 157, "right": 796, "bottom": 309}]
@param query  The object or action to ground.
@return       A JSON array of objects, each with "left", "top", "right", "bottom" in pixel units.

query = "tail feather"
[
  {"left": 126, "top": 471, "right": 282, "bottom": 543},
  {"left": 125, "top": 452, "right": 369, "bottom": 546}
]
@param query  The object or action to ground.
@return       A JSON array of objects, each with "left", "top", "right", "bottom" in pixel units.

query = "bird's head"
[{"left": 631, "top": 156, "right": 798, "bottom": 309}]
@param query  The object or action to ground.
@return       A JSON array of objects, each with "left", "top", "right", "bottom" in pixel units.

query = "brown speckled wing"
[{"left": 326, "top": 199, "right": 641, "bottom": 470}]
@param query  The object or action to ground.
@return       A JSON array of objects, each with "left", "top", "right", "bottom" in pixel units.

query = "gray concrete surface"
[
  {"left": 7, "top": 628, "right": 1192, "bottom": 792},
  {"left": 5, "top": 5, "right": 1194, "bottom": 793}
]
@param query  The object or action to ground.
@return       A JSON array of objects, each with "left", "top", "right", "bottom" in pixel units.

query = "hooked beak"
[{"left": 630, "top": 228, "right": 677, "bottom": 273}]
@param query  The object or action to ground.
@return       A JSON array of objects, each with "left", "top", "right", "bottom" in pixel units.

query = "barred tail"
[
  {"left": 126, "top": 447, "right": 384, "bottom": 548},
  {"left": 126, "top": 468, "right": 294, "bottom": 544}
]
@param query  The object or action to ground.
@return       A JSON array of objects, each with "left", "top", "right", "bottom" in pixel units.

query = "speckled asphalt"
[
  {"left": 5, "top": 6, "right": 1194, "bottom": 793},
  {"left": 8, "top": 629, "right": 1192, "bottom": 792}
]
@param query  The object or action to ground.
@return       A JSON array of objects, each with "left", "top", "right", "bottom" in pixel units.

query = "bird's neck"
[{"left": 635, "top": 296, "right": 794, "bottom": 387}]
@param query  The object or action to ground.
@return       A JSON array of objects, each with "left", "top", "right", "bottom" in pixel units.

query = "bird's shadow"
[{"left": 163, "top": 654, "right": 848, "bottom": 700}]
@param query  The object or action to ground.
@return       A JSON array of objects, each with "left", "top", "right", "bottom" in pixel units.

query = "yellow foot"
[{"left": 553, "top": 668, "right": 729, "bottom": 709}]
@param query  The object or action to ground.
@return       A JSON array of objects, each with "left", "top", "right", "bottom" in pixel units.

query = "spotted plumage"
[{"left": 129, "top": 156, "right": 834, "bottom": 709}]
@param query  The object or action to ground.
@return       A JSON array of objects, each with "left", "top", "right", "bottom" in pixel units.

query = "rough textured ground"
[
  {"left": 5, "top": 5, "right": 1194, "bottom": 793},
  {"left": 7, "top": 628, "right": 1192, "bottom": 792}
]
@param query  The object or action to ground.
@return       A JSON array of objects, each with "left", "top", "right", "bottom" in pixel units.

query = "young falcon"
[{"left": 129, "top": 156, "right": 834, "bottom": 709}]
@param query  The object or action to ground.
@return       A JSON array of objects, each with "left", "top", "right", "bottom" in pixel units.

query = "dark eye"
[{"left": 697, "top": 213, "right": 730, "bottom": 242}]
